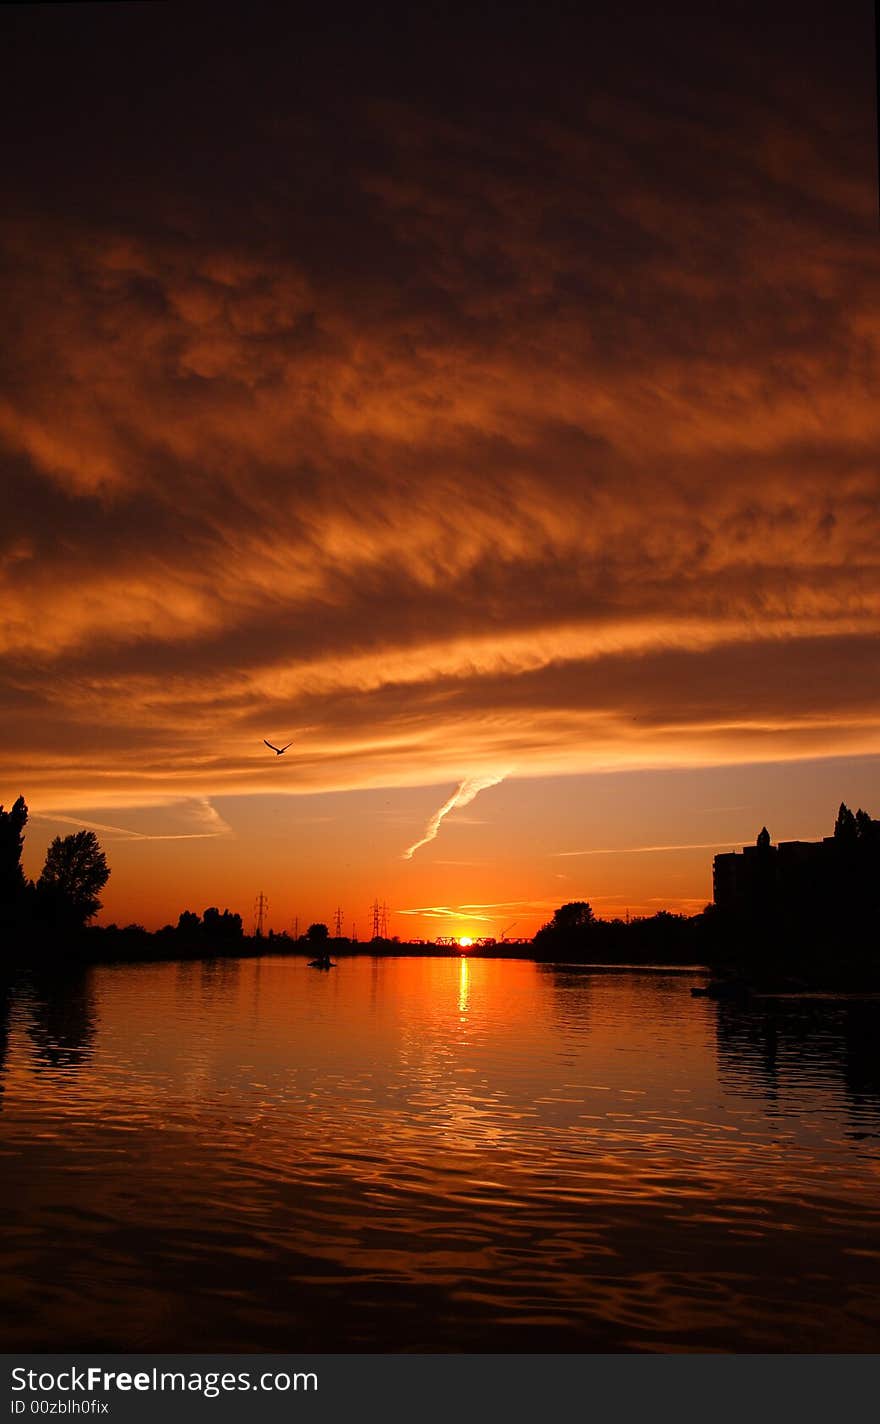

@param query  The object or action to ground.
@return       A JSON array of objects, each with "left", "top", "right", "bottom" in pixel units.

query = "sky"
[{"left": 2, "top": 2, "right": 879, "bottom": 936}]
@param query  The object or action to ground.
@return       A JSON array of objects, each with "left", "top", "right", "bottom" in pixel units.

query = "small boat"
[
  {"left": 308, "top": 957, "right": 336, "bottom": 969},
  {"left": 691, "top": 979, "right": 750, "bottom": 1001}
]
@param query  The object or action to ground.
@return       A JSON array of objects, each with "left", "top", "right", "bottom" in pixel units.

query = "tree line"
[
  {"left": 533, "top": 803, "right": 880, "bottom": 987},
  {"left": 0, "top": 797, "right": 250, "bottom": 963},
  {"left": 532, "top": 900, "right": 707, "bottom": 964},
  {"left": 4, "top": 791, "right": 878, "bottom": 987}
]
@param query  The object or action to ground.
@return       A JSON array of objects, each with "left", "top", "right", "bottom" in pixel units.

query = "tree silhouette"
[
  {"left": 835, "top": 802, "right": 857, "bottom": 842},
  {"left": 0, "top": 795, "right": 29, "bottom": 927},
  {"left": 36, "top": 830, "right": 109, "bottom": 930},
  {"left": 203, "top": 906, "right": 244, "bottom": 942},
  {"left": 306, "top": 922, "right": 330, "bottom": 946},
  {"left": 549, "top": 901, "right": 595, "bottom": 931},
  {"left": 533, "top": 900, "right": 596, "bottom": 958}
]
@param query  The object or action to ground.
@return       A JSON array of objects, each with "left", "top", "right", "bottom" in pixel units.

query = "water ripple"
[{"left": 1, "top": 957, "right": 879, "bottom": 1350}]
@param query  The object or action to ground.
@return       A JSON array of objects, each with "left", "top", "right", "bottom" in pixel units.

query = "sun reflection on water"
[
  {"left": 458, "top": 955, "right": 470, "bottom": 1015},
  {"left": 1, "top": 957, "right": 880, "bottom": 1353}
]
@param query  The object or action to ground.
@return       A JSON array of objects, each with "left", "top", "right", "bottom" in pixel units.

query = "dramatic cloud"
[{"left": 1, "top": 5, "right": 877, "bottom": 930}]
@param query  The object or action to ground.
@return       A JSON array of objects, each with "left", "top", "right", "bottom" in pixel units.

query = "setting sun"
[{"left": 2, "top": 0, "right": 880, "bottom": 1373}]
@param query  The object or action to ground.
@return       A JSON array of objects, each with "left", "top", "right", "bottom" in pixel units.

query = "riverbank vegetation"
[{"left": 2, "top": 794, "right": 878, "bottom": 988}]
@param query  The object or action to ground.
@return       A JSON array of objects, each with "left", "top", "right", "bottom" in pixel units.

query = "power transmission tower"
[
  {"left": 380, "top": 901, "right": 389, "bottom": 938},
  {"left": 254, "top": 892, "right": 268, "bottom": 938},
  {"left": 334, "top": 906, "right": 344, "bottom": 939},
  {"left": 293, "top": 916, "right": 299, "bottom": 941},
  {"left": 371, "top": 899, "right": 381, "bottom": 939},
  {"left": 351, "top": 921, "right": 358, "bottom": 943}
]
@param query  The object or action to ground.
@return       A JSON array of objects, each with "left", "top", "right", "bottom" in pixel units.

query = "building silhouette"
[{"left": 713, "top": 806, "right": 880, "bottom": 916}]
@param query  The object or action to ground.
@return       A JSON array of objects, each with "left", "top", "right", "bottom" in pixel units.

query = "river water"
[{"left": 1, "top": 955, "right": 879, "bottom": 1352}]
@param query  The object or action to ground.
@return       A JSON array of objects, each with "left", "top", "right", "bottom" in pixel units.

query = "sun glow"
[{"left": 459, "top": 936, "right": 473, "bottom": 948}]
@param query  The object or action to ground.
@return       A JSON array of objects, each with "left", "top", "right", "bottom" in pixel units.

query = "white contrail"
[
  {"left": 554, "top": 840, "right": 735, "bottom": 857},
  {"left": 553, "top": 838, "right": 815, "bottom": 857},
  {"left": 31, "top": 798, "right": 233, "bottom": 842},
  {"left": 403, "top": 773, "right": 507, "bottom": 860},
  {"left": 188, "top": 797, "right": 234, "bottom": 837}
]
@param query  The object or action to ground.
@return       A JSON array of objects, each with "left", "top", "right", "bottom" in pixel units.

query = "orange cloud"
[{"left": 1, "top": 3, "right": 877, "bottom": 836}]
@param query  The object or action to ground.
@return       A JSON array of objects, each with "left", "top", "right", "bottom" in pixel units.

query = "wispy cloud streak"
[
  {"left": 396, "top": 896, "right": 561, "bottom": 922},
  {"left": 554, "top": 836, "right": 817, "bottom": 857},
  {"left": 396, "top": 905, "right": 497, "bottom": 922},
  {"left": 402, "top": 774, "right": 507, "bottom": 860},
  {"left": 31, "top": 799, "right": 234, "bottom": 843}
]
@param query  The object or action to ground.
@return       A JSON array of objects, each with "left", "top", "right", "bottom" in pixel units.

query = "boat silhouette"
[{"left": 691, "top": 979, "right": 750, "bottom": 1001}]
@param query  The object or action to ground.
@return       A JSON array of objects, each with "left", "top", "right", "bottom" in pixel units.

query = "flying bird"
[{"left": 264, "top": 740, "right": 293, "bottom": 756}]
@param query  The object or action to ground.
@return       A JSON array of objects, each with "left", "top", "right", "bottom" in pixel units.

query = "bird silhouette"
[{"left": 264, "top": 740, "right": 293, "bottom": 755}]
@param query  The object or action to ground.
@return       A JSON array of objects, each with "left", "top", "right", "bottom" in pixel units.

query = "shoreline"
[{"left": 3, "top": 941, "right": 880, "bottom": 996}]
